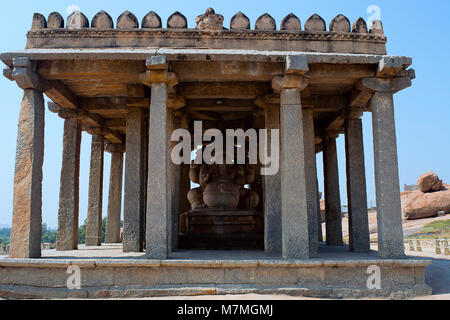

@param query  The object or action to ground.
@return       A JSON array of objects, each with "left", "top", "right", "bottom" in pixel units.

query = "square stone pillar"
[
  {"left": 57, "top": 119, "right": 82, "bottom": 251},
  {"left": 146, "top": 83, "right": 170, "bottom": 259},
  {"left": 316, "top": 175, "right": 323, "bottom": 242},
  {"left": 345, "top": 118, "right": 370, "bottom": 252},
  {"left": 262, "top": 103, "right": 282, "bottom": 254},
  {"left": 170, "top": 114, "right": 182, "bottom": 251},
  {"left": 85, "top": 134, "right": 104, "bottom": 247},
  {"left": 280, "top": 88, "right": 310, "bottom": 259},
  {"left": 10, "top": 89, "right": 45, "bottom": 258},
  {"left": 371, "top": 92, "right": 405, "bottom": 258},
  {"left": 105, "top": 144, "right": 124, "bottom": 244},
  {"left": 123, "top": 108, "right": 146, "bottom": 252},
  {"left": 323, "top": 135, "right": 343, "bottom": 246},
  {"left": 302, "top": 108, "right": 319, "bottom": 255}
]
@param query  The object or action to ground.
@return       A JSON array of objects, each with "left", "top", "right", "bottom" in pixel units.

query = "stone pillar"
[
  {"left": 146, "top": 83, "right": 170, "bottom": 259},
  {"left": 105, "top": 144, "right": 124, "bottom": 244},
  {"left": 323, "top": 135, "right": 343, "bottom": 246},
  {"left": 123, "top": 108, "right": 146, "bottom": 252},
  {"left": 371, "top": 92, "right": 405, "bottom": 258},
  {"left": 10, "top": 89, "right": 45, "bottom": 258},
  {"left": 345, "top": 117, "right": 370, "bottom": 252},
  {"left": 279, "top": 86, "right": 310, "bottom": 259},
  {"left": 316, "top": 175, "right": 323, "bottom": 242},
  {"left": 169, "top": 110, "right": 180, "bottom": 251},
  {"left": 85, "top": 134, "right": 104, "bottom": 246},
  {"left": 303, "top": 108, "right": 319, "bottom": 255},
  {"left": 9, "top": 57, "right": 50, "bottom": 259},
  {"left": 262, "top": 103, "right": 282, "bottom": 254},
  {"left": 57, "top": 119, "right": 82, "bottom": 251}
]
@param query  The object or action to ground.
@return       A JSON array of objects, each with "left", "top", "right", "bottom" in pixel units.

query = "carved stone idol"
[
  {"left": 195, "top": 8, "right": 224, "bottom": 30},
  {"left": 187, "top": 153, "right": 259, "bottom": 211}
]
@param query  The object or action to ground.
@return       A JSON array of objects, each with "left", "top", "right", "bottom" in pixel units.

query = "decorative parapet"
[
  {"left": 30, "top": 8, "right": 383, "bottom": 34},
  {"left": 25, "top": 8, "right": 387, "bottom": 54}
]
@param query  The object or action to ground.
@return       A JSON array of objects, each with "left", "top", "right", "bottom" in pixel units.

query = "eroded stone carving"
[
  {"left": 195, "top": 8, "right": 224, "bottom": 30},
  {"left": 187, "top": 150, "right": 259, "bottom": 211}
]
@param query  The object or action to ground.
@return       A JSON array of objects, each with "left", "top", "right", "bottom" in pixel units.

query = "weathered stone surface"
[
  {"left": 10, "top": 89, "right": 45, "bottom": 259},
  {"left": 371, "top": 92, "right": 405, "bottom": 259},
  {"left": 352, "top": 17, "right": 368, "bottom": 33},
  {"left": 329, "top": 14, "right": 350, "bottom": 33},
  {"left": 146, "top": 83, "right": 169, "bottom": 259},
  {"left": 142, "top": 11, "right": 162, "bottom": 28},
  {"left": 418, "top": 171, "right": 443, "bottom": 193},
  {"left": 263, "top": 104, "right": 282, "bottom": 254},
  {"left": 280, "top": 88, "right": 309, "bottom": 259},
  {"left": 47, "top": 12, "right": 64, "bottom": 29},
  {"left": 370, "top": 20, "right": 384, "bottom": 34},
  {"left": 345, "top": 118, "right": 370, "bottom": 252},
  {"left": 167, "top": 11, "right": 187, "bottom": 28},
  {"left": 117, "top": 11, "right": 139, "bottom": 29},
  {"left": 57, "top": 119, "right": 81, "bottom": 251},
  {"left": 323, "top": 137, "right": 343, "bottom": 246},
  {"left": 85, "top": 135, "right": 104, "bottom": 246},
  {"left": 91, "top": 11, "right": 114, "bottom": 29},
  {"left": 67, "top": 11, "right": 89, "bottom": 29},
  {"left": 305, "top": 14, "right": 326, "bottom": 31},
  {"left": 255, "top": 13, "right": 276, "bottom": 31},
  {"left": 31, "top": 13, "right": 47, "bottom": 30},
  {"left": 286, "top": 55, "right": 309, "bottom": 74},
  {"left": 280, "top": 13, "right": 301, "bottom": 31},
  {"left": 195, "top": 8, "right": 224, "bottom": 30},
  {"left": 230, "top": 12, "right": 250, "bottom": 30},
  {"left": 403, "top": 184, "right": 450, "bottom": 220},
  {"left": 105, "top": 149, "right": 123, "bottom": 243},
  {"left": 303, "top": 108, "right": 319, "bottom": 256},
  {"left": 123, "top": 108, "right": 146, "bottom": 252}
]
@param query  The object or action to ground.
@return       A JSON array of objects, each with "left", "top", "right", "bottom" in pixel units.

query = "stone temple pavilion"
[{"left": 0, "top": 8, "right": 431, "bottom": 298}]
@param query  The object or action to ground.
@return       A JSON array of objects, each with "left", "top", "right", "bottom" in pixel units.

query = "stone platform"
[
  {"left": 0, "top": 244, "right": 431, "bottom": 299},
  {"left": 180, "top": 209, "right": 264, "bottom": 250}
]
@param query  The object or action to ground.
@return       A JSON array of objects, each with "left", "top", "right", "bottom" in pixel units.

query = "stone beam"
[
  {"left": 178, "top": 82, "right": 271, "bottom": 99},
  {"left": 48, "top": 102, "right": 124, "bottom": 144},
  {"left": 45, "top": 80, "right": 79, "bottom": 109}
]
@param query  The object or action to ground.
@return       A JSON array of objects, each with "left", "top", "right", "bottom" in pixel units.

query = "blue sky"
[{"left": 0, "top": 0, "right": 449, "bottom": 228}]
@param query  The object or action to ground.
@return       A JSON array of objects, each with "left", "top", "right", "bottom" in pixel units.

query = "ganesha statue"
[{"left": 187, "top": 157, "right": 259, "bottom": 211}]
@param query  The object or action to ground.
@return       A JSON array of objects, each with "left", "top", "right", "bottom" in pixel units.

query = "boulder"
[
  {"left": 418, "top": 171, "right": 443, "bottom": 193},
  {"left": 403, "top": 184, "right": 450, "bottom": 220}
]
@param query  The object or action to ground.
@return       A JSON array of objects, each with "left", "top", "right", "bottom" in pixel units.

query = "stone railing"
[{"left": 406, "top": 239, "right": 450, "bottom": 255}]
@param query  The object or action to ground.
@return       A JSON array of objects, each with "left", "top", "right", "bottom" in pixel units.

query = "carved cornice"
[{"left": 27, "top": 29, "right": 387, "bottom": 43}]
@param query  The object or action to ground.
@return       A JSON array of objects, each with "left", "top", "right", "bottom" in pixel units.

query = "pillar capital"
[
  {"left": 11, "top": 57, "right": 50, "bottom": 92},
  {"left": 105, "top": 143, "right": 125, "bottom": 154},
  {"left": 140, "top": 55, "right": 179, "bottom": 88},
  {"left": 272, "top": 75, "right": 308, "bottom": 93},
  {"left": 356, "top": 77, "right": 412, "bottom": 94}
]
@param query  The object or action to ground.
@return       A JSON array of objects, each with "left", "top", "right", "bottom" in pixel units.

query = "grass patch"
[{"left": 405, "top": 219, "right": 450, "bottom": 240}]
